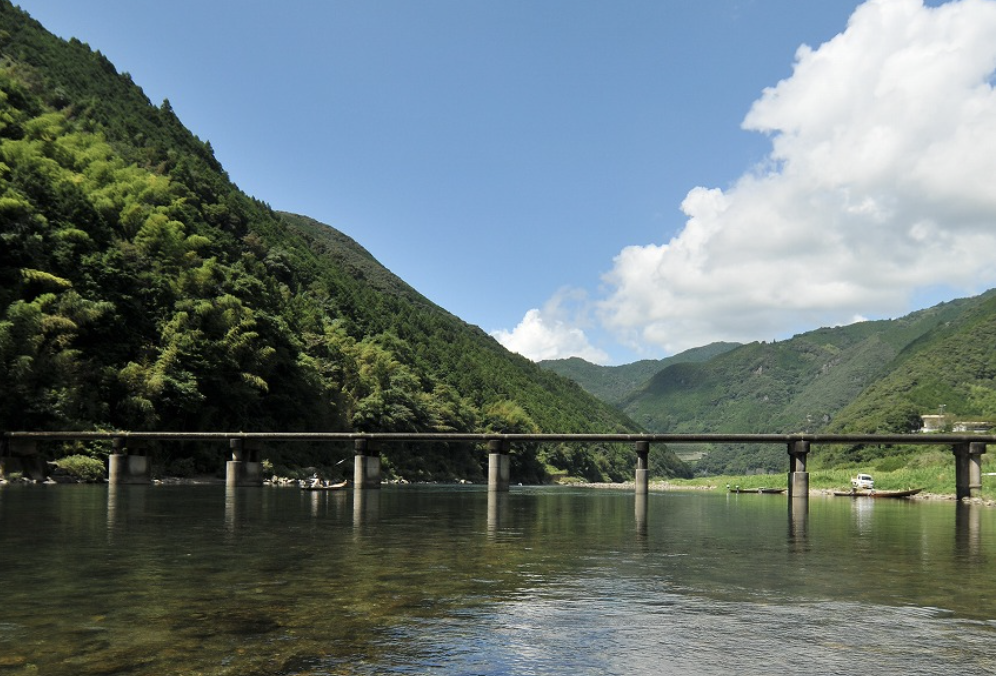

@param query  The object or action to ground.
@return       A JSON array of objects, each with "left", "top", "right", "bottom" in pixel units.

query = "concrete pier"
[
  {"left": 953, "top": 442, "right": 986, "bottom": 500},
  {"left": 634, "top": 441, "right": 649, "bottom": 495},
  {"left": 1, "top": 439, "right": 47, "bottom": 481},
  {"left": 225, "top": 438, "right": 262, "bottom": 487},
  {"left": 488, "top": 439, "right": 510, "bottom": 492},
  {"left": 108, "top": 437, "right": 150, "bottom": 485},
  {"left": 787, "top": 439, "right": 810, "bottom": 498},
  {"left": 353, "top": 439, "right": 382, "bottom": 489}
]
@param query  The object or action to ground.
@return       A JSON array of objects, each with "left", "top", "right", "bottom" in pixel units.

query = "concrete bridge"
[{"left": 2, "top": 430, "right": 993, "bottom": 500}]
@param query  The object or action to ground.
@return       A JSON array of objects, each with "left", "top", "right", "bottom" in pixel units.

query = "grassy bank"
[{"left": 653, "top": 453, "right": 996, "bottom": 500}]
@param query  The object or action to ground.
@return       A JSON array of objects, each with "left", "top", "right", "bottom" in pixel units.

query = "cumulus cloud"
[
  {"left": 600, "top": 0, "right": 996, "bottom": 355},
  {"left": 491, "top": 289, "right": 610, "bottom": 364}
]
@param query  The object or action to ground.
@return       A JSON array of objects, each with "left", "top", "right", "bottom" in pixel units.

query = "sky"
[{"left": 14, "top": 0, "right": 996, "bottom": 365}]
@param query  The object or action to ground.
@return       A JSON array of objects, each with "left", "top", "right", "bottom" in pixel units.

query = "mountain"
[
  {"left": 547, "top": 292, "right": 995, "bottom": 474},
  {"left": 540, "top": 342, "right": 740, "bottom": 406},
  {"left": 0, "top": 2, "right": 690, "bottom": 483},
  {"left": 823, "top": 291, "right": 996, "bottom": 463}
]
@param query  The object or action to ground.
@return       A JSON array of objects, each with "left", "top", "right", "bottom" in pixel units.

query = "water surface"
[{"left": 0, "top": 484, "right": 993, "bottom": 675}]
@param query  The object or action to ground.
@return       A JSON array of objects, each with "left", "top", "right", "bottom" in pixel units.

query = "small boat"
[
  {"left": 301, "top": 480, "right": 349, "bottom": 491},
  {"left": 728, "top": 486, "right": 786, "bottom": 494},
  {"left": 832, "top": 488, "right": 923, "bottom": 499}
]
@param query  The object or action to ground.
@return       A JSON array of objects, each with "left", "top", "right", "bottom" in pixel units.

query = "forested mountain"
[
  {"left": 826, "top": 292, "right": 996, "bottom": 441},
  {"left": 0, "top": 3, "right": 690, "bottom": 483},
  {"left": 540, "top": 342, "right": 740, "bottom": 406},
  {"left": 547, "top": 291, "right": 995, "bottom": 474}
]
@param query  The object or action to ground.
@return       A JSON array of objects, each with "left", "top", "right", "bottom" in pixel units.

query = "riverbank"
[
  {"left": 4, "top": 474, "right": 993, "bottom": 507},
  {"left": 571, "top": 480, "right": 996, "bottom": 506}
]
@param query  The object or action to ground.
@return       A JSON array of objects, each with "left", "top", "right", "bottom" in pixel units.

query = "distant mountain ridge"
[
  {"left": 542, "top": 291, "right": 995, "bottom": 473},
  {"left": 540, "top": 342, "right": 741, "bottom": 405}
]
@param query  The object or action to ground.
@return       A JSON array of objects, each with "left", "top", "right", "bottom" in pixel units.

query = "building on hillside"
[
  {"left": 920, "top": 414, "right": 993, "bottom": 433},
  {"left": 920, "top": 415, "right": 946, "bottom": 432}
]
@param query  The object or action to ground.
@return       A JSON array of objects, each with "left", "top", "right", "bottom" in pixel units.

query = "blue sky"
[{"left": 15, "top": 0, "right": 996, "bottom": 365}]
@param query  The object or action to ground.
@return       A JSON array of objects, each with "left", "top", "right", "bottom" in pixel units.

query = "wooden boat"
[
  {"left": 728, "top": 487, "right": 786, "bottom": 494},
  {"left": 832, "top": 488, "right": 923, "bottom": 498},
  {"left": 301, "top": 480, "right": 349, "bottom": 491}
]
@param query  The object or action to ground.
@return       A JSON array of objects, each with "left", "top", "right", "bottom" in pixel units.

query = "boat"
[
  {"left": 301, "top": 480, "right": 349, "bottom": 491},
  {"left": 727, "top": 486, "right": 786, "bottom": 494},
  {"left": 832, "top": 488, "right": 923, "bottom": 499}
]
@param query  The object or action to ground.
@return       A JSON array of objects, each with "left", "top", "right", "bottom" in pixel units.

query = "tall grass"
[{"left": 655, "top": 453, "right": 996, "bottom": 499}]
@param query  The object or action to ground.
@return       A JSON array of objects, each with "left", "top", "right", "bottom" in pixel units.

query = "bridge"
[{"left": 2, "top": 430, "right": 993, "bottom": 500}]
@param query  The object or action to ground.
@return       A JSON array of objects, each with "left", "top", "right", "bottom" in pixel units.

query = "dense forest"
[
  {"left": 0, "top": 2, "right": 694, "bottom": 483},
  {"left": 543, "top": 291, "right": 995, "bottom": 474}
]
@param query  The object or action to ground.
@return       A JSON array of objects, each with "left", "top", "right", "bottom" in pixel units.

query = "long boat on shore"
[{"left": 832, "top": 488, "right": 923, "bottom": 499}]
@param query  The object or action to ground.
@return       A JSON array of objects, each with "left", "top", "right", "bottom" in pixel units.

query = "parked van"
[{"left": 851, "top": 473, "right": 874, "bottom": 490}]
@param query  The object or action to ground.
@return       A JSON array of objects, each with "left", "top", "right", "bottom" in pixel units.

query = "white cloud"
[
  {"left": 599, "top": 0, "right": 996, "bottom": 355},
  {"left": 492, "top": 289, "right": 610, "bottom": 364}
]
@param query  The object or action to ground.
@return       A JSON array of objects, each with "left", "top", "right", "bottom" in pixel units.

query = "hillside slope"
[
  {"left": 540, "top": 342, "right": 740, "bottom": 406},
  {"left": 824, "top": 292, "right": 996, "bottom": 462},
  {"left": 0, "top": 2, "right": 685, "bottom": 482},
  {"left": 619, "top": 292, "right": 994, "bottom": 473},
  {"left": 542, "top": 293, "right": 994, "bottom": 473}
]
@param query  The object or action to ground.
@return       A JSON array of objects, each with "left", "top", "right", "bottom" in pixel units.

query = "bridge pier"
[
  {"left": 1, "top": 438, "right": 48, "bottom": 481},
  {"left": 108, "top": 437, "right": 150, "bottom": 485},
  {"left": 953, "top": 442, "right": 985, "bottom": 500},
  {"left": 488, "top": 439, "right": 510, "bottom": 492},
  {"left": 787, "top": 439, "right": 810, "bottom": 498},
  {"left": 634, "top": 441, "right": 649, "bottom": 495},
  {"left": 226, "top": 438, "right": 262, "bottom": 487},
  {"left": 354, "top": 439, "right": 382, "bottom": 489}
]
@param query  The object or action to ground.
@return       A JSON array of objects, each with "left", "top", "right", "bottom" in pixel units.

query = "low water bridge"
[{"left": 2, "top": 430, "right": 993, "bottom": 500}]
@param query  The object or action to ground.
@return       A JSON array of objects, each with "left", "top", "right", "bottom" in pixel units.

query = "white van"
[{"left": 851, "top": 473, "right": 874, "bottom": 490}]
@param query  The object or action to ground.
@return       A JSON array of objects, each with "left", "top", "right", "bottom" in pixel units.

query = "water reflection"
[
  {"left": 849, "top": 495, "right": 876, "bottom": 534},
  {"left": 487, "top": 489, "right": 509, "bottom": 537},
  {"left": 634, "top": 493, "right": 648, "bottom": 538},
  {"left": 308, "top": 487, "right": 323, "bottom": 517},
  {"left": 955, "top": 502, "right": 981, "bottom": 558},
  {"left": 224, "top": 484, "right": 237, "bottom": 534},
  {"left": 106, "top": 484, "right": 147, "bottom": 542},
  {"left": 107, "top": 483, "right": 118, "bottom": 536},
  {"left": 352, "top": 487, "right": 380, "bottom": 530},
  {"left": 787, "top": 496, "right": 808, "bottom": 551}
]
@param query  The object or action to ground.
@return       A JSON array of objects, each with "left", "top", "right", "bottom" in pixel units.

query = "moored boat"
[
  {"left": 301, "top": 480, "right": 349, "bottom": 491},
  {"left": 832, "top": 488, "right": 923, "bottom": 498},
  {"left": 727, "top": 486, "right": 786, "bottom": 494}
]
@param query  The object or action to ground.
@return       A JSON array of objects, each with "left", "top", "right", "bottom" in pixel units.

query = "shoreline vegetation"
[
  {"left": 570, "top": 481, "right": 996, "bottom": 506},
  {"left": 4, "top": 450, "right": 994, "bottom": 505},
  {"left": 567, "top": 458, "right": 997, "bottom": 505}
]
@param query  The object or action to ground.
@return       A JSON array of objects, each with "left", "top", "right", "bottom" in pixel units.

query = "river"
[{"left": 0, "top": 484, "right": 993, "bottom": 675}]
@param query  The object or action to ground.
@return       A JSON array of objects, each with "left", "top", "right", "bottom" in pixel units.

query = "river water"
[{"left": 0, "top": 484, "right": 993, "bottom": 675}]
